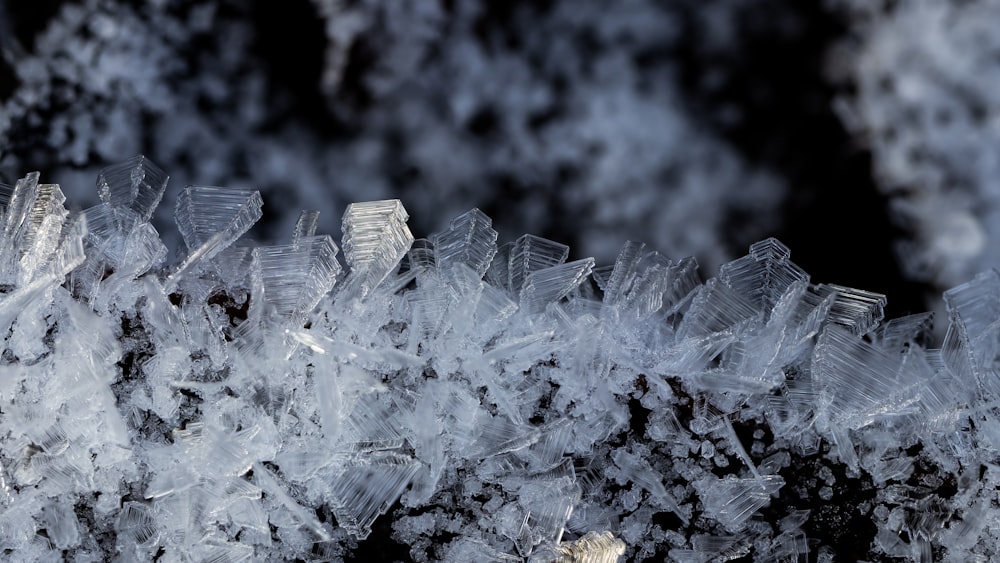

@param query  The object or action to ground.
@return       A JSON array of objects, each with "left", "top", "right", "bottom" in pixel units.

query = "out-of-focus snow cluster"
[
  {"left": 830, "top": 0, "right": 1000, "bottom": 288},
  {"left": 0, "top": 157, "right": 998, "bottom": 561},
  {"left": 0, "top": 0, "right": 783, "bottom": 270}
]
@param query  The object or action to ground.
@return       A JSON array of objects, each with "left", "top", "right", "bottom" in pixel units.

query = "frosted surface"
[{"left": 2, "top": 156, "right": 1000, "bottom": 561}]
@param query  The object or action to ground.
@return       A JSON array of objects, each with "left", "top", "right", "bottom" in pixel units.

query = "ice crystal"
[{"left": 2, "top": 156, "right": 1000, "bottom": 561}]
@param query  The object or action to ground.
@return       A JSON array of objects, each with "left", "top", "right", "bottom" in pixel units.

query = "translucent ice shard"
[
  {"left": 485, "top": 241, "right": 514, "bottom": 290},
  {"left": 696, "top": 475, "right": 784, "bottom": 532},
  {"left": 344, "top": 390, "right": 406, "bottom": 451},
  {"left": 406, "top": 281, "right": 454, "bottom": 350},
  {"left": 943, "top": 270, "right": 1000, "bottom": 386},
  {"left": 527, "top": 418, "right": 574, "bottom": 470},
  {"left": 327, "top": 452, "right": 422, "bottom": 540},
  {"left": 40, "top": 501, "right": 80, "bottom": 550},
  {"left": 719, "top": 238, "right": 808, "bottom": 313},
  {"left": 677, "top": 278, "right": 759, "bottom": 341},
  {"left": 0, "top": 174, "right": 75, "bottom": 286},
  {"left": 612, "top": 450, "right": 685, "bottom": 522},
  {"left": 116, "top": 501, "right": 158, "bottom": 548},
  {"left": 96, "top": 154, "right": 168, "bottom": 224},
  {"left": 292, "top": 210, "right": 320, "bottom": 241},
  {"left": 431, "top": 208, "right": 499, "bottom": 278},
  {"left": 520, "top": 472, "right": 581, "bottom": 545},
  {"left": 812, "top": 326, "right": 921, "bottom": 429},
  {"left": 197, "top": 541, "right": 254, "bottom": 563},
  {"left": 341, "top": 199, "right": 414, "bottom": 298},
  {"left": 169, "top": 186, "right": 263, "bottom": 289},
  {"left": 252, "top": 235, "right": 341, "bottom": 321},
  {"left": 476, "top": 414, "right": 542, "bottom": 458},
  {"left": 253, "top": 462, "right": 333, "bottom": 541},
  {"left": 17, "top": 183, "right": 69, "bottom": 284},
  {"left": 602, "top": 242, "right": 701, "bottom": 331},
  {"left": 598, "top": 241, "right": 646, "bottom": 304},
  {"left": 669, "top": 534, "right": 749, "bottom": 563},
  {"left": 822, "top": 284, "right": 886, "bottom": 336},
  {"left": 0, "top": 172, "right": 41, "bottom": 255},
  {"left": 520, "top": 258, "right": 595, "bottom": 312},
  {"left": 175, "top": 186, "right": 264, "bottom": 252},
  {"left": 508, "top": 234, "right": 570, "bottom": 294}
]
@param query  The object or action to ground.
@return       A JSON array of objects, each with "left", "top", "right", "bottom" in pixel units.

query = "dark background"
[{"left": 0, "top": 0, "right": 932, "bottom": 323}]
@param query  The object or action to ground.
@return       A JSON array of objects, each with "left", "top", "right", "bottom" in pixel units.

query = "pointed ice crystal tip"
[
  {"left": 293, "top": 210, "right": 320, "bottom": 242},
  {"left": 253, "top": 235, "right": 342, "bottom": 320},
  {"left": 97, "top": 155, "right": 168, "bottom": 223},
  {"left": 508, "top": 234, "right": 569, "bottom": 293},
  {"left": 175, "top": 185, "right": 263, "bottom": 252},
  {"left": 431, "top": 208, "right": 498, "bottom": 278},
  {"left": 341, "top": 199, "right": 413, "bottom": 297},
  {"left": 168, "top": 186, "right": 263, "bottom": 289}
]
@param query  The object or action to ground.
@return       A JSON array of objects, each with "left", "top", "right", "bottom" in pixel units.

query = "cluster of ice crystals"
[{"left": 3, "top": 156, "right": 1000, "bottom": 561}]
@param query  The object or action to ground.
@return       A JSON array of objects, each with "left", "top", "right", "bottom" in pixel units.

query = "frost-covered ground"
[
  {"left": 2, "top": 1, "right": 1000, "bottom": 561},
  {"left": 0, "top": 158, "right": 998, "bottom": 561}
]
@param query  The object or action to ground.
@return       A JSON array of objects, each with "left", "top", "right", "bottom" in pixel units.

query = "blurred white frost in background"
[
  {"left": 0, "top": 0, "right": 784, "bottom": 270},
  {"left": 830, "top": 0, "right": 1000, "bottom": 289}
]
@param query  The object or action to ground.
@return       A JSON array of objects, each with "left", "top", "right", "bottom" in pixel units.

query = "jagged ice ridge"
[{"left": 0, "top": 156, "right": 998, "bottom": 561}]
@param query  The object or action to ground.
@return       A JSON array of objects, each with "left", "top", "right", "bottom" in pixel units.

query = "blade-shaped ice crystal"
[
  {"left": 600, "top": 241, "right": 646, "bottom": 305},
  {"left": 115, "top": 501, "right": 158, "bottom": 548},
  {"left": 252, "top": 235, "right": 341, "bottom": 320},
  {"left": 327, "top": 452, "right": 422, "bottom": 540},
  {"left": 518, "top": 476, "right": 580, "bottom": 551},
  {"left": 41, "top": 501, "right": 80, "bottom": 550},
  {"left": 677, "top": 278, "right": 759, "bottom": 340},
  {"left": 341, "top": 199, "right": 413, "bottom": 298},
  {"left": 407, "top": 282, "right": 453, "bottom": 349},
  {"left": 293, "top": 210, "right": 320, "bottom": 241},
  {"left": 0, "top": 182, "right": 13, "bottom": 212},
  {"left": 81, "top": 203, "right": 117, "bottom": 246},
  {"left": 812, "top": 326, "right": 914, "bottom": 429},
  {"left": 170, "top": 186, "right": 263, "bottom": 288},
  {"left": 97, "top": 155, "right": 168, "bottom": 223},
  {"left": 878, "top": 312, "right": 934, "bottom": 351},
  {"left": 344, "top": 391, "right": 406, "bottom": 451},
  {"left": 520, "top": 258, "right": 595, "bottom": 312},
  {"left": 719, "top": 238, "right": 808, "bottom": 313},
  {"left": 612, "top": 450, "right": 685, "bottom": 522},
  {"left": 943, "top": 270, "right": 1000, "bottom": 384},
  {"left": 485, "top": 241, "right": 514, "bottom": 290},
  {"left": 823, "top": 284, "right": 886, "bottom": 336},
  {"left": 406, "top": 237, "right": 436, "bottom": 274},
  {"left": 508, "top": 234, "right": 569, "bottom": 294},
  {"left": 253, "top": 462, "right": 333, "bottom": 541},
  {"left": 431, "top": 208, "right": 498, "bottom": 278},
  {"left": 697, "top": 475, "right": 783, "bottom": 532},
  {"left": 604, "top": 246, "right": 698, "bottom": 323},
  {"left": 0, "top": 172, "right": 40, "bottom": 253},
  {"left": 17, "top": 183, "right": 69, "bottom": 283},
  {"left": 175, "top": 186, "right": 263, "bottom": 251},
  {"left": 0, "top": 175, "right": 71, "bottom": 284},
  {"left": 477, "top": 415, "right": 542, "bottom": 458},
  {"left": 120, "top": 222, "right": 168, "bottom": 277}
]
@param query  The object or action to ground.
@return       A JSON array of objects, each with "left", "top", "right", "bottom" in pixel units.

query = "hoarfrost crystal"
[{"left": 1, "top": 156, "right": 998, "bottom": 561}]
